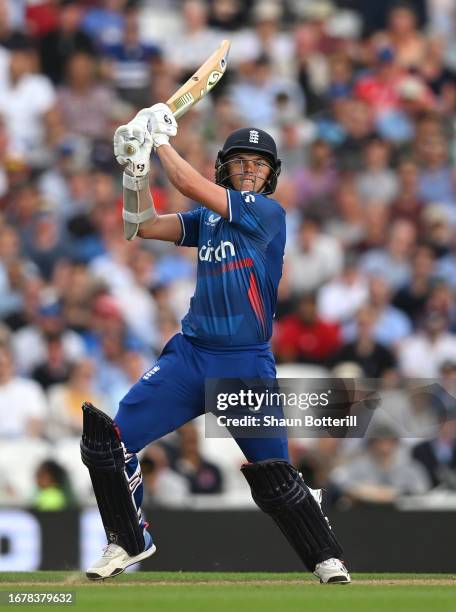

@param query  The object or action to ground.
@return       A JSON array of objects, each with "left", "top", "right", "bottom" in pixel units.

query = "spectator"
[
  {"left": 295, "top": 437, "right": 343, "bottom": 492},
  {"left": 31, "top": 331, "right": 71, "bottom": 390},
  {"left": 57, "top": 51, "right": 117, "bottom": 141},
  {"left": 100, "top": 6, "right": 161, "bottom": 107},
  {"left": 22, "top": 213, "right": 70, "bottom": 281},
  {"left": 0, "top": 0, "right": 29, "bottom": 49},
  {"left": 421, "top": 204, "right": 454, "bottom": 260},
  {"left": 354, "top": 44, "right": 404, "bottom": 120},
  {"left": 140, "top": 444, "right": 189, "bottom": 507},
  {"left": 381, "top": 1, "right": 428, "bottom": 70},
  {"left": 332, "top": 305, "right": 397, "bottom": 378},
  {"left": 154, "top": 308, "right": 180, "bottom": 353},
  {"left": 294, "top": 20, "right": 329, "bottom": 116},
  {"left": 390, "top": 158, "right": 424, "bottom": 226},
  {"left": 330, "top": 426, "right": 430, "bottom": 504},
  {"left": 12, "top": 298, "right": 85, "bottom": 375},
  {"left": 2, "top": 274, "right": 43, "bottom": 332},
  {"left": 0, "top": 224, "right": 39, "bottom": 318},
  {"left": 162, "top": 0, "right": 219, "bottom": 77},
  {"left": 399, "top": 311, "right": 456, "bottom": 377},
  {"left": 0, "top": 342, "right": 47, "bottom": 438},
  {"left": 317, "top": 253, "right": 368, "bottom": 324},
  {"left": 287, "top": 216, "right": 343, "bottom": 293},
  {"left": 360, "top": 219, "right": 416, "bottom": 290},
  {"left": 432, "top": 359, "right": 456, "bottom": 418},
  {"left": 356, "top": 275, "right": 412, "bottom": 347},
  {"left": 232, "top": 0, "right": 294, "bottom": 78},
  {"left": 333, "top": 98, "right": 375, "bottom": 171},
  {"left": 25, "top": 0, "right": 60, "bottom": 40},
  {"left": 102, "top": 347, "right": 149, "bottom": 415},
  {"left": 326, "top": 180, "right": 365, "bottom": 248},
  {"left": 352, "top": 0, "right": 427, "bottom": 38},
  {"left": 292, "top": 139, "right": 338, "bottom": 213},
  {"left": 32, "top": 459, "right": 75, "bottom": 511},
  {"left": 113, "top": 246, "right": 158, "bottom": 348},
  {"left": 82, "top": 0, "right": 128, "bottom": 48},
  {"left": 412, "top": 416, "right": 456, "bottom": 489},
  {"left": 53, "top": 261, "right": 95, "bottom": 335},
  {"left": 273, "top": 293, "right": 341, "bottom": 365},
  {"left": 419, "top": 37, "right": 456, "bottom": 110},
  {"left": 207, "top": 0, "right": 252, "bottom": 31},
  {"left": 355, "top": 137, "right": 398, "bottom": 206},
  {"left": 47, "top": 357, "right": 107, "bottom": 438},
  {"left": 39, "top": 0, "right": 95, "bottom": 85},
  {"left": 174, "top": 423, "right": 223, "bottom": 494},
  {"left": 229, "top": 54, "right": 304, "bottom": 130},
  {"left": 0, "top": 39, "right": 57, "bottom": 164},
  {"left": 426, "top": 280, "right": 456, "bottom": 330},
  {"left": 94, "top": 327, "right": 130, "bottom": 400},
  {"left": 417, "top": 134, "right": 456, "bottom": 207},
  {"left": 393, "top": 245, "right": 435, "bottom": 326}
]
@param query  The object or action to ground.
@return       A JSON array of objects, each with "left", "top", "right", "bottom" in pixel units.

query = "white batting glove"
[
  {"left": 113, "top": 103, "right": 177, "bottom": 175},
  {"left": 139, "top": 103, "right": 178, "bottom": 148},
  {"left": 113, "top": 119, "right": 153, "bottom": 177}
]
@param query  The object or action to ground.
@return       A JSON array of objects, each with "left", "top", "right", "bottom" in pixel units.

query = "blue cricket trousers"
[{"left": 114, "top": 333, "right": 289, "bottom": 527}]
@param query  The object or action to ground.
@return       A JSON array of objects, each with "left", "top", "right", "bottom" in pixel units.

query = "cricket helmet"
[{"left": 215, "top": 127, "right": 281, "bottom": 195}]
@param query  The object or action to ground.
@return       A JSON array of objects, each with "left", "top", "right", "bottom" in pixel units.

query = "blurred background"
[{"left": 0, "top": 0, "right": 456, "bottom": 571}]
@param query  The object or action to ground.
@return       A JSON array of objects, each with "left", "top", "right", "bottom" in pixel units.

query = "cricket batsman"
[{"left": 80, "top": 103, "right": 350, "bottom": 584}]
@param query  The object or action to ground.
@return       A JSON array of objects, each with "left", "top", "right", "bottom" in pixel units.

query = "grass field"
[{"left": 1, "top": 572, "right": 455, "bottom": 612}]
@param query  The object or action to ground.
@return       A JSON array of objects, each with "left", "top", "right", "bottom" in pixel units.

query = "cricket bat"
[{"left": 124, "top": 39, "right": 231, "bottom": 156}]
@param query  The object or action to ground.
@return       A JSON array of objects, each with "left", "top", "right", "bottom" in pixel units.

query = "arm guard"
[{"left": 122, "top": 171, "right": 157, "bottom": 240}]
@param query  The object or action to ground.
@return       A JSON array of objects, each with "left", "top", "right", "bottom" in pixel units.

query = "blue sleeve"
[
  {"left": 175, "top": 208, "right": 202, "bottom": 247},
  {"left": 227, "top": 190, "right": 285, "bottom": 242}
]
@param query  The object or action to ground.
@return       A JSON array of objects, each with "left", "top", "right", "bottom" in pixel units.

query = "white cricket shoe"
[
  {"left": 86, "top": 532, "right": 156, "bottom": 580},
  {"left": 314, "top": 558, "right": 351, "bottom": 584}
]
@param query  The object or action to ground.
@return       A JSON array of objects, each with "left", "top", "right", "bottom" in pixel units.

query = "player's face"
[{"left": 226, "top": 153, "right": 272, "bottom": 192}]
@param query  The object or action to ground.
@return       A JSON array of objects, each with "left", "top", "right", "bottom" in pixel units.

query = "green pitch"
[{"left": 1, "top": 572, "right": 455, "bottom": 612}]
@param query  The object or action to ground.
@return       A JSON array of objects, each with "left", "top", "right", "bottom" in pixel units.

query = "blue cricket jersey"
[{"left": 176, "top": 189, "right": 286, "bottom": 348}]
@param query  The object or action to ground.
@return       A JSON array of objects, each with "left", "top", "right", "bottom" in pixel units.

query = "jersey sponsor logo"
[
  {"left": 249, "top": 129, "right": 259, "bottom": 143},
  {"left": 142, "top": 364, "right": 160, "bottom": 380},
  {"left": 199, "top": 239, "right": 235, "bottom": 262}
]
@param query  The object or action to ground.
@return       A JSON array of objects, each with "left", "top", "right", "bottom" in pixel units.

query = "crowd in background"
[{"left": 0, "top": 0, "right": 456, "bottom": 510}]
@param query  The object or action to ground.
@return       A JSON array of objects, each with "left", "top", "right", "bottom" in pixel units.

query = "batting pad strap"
[
  {"left": 241, "top": 459, "right": 344, "bottom": 571},
  {"left": 122, "top": 207, "right": 156, "bottom": 224},
  {"left": 80, "top": 402, "right": 145, "bottom": 556},
  {"left": 122, "top": 171, "right": 149, "bottom": 192}
]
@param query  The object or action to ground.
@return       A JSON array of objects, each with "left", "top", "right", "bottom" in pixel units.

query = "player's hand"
[
  {"left": 140, "top": 103, "right": 178, "bottom": 148},
  {"left": 113, "top": 120, "right": 153, "bottom": 177}
]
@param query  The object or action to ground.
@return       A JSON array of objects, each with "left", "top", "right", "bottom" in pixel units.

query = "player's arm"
[
  {"left": 113, "top": 102, "right": 226, "bottom": 242},
  {"left": 155, "top": 145, "right": 229, "bottom": 219},
  {"left": 122, "top": 173, "right": 182, "bottom": 241},
  {"left": 145, "top": 103, "right": 228, "bottom": 218}
]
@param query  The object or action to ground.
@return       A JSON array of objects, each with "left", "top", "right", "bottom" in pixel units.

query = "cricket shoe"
[
  {"left": 314, "top": 558, "right": 351, "bottom": 584},
  {"left": 86, "top": 531, "right": 156, "bottom": 580}
]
